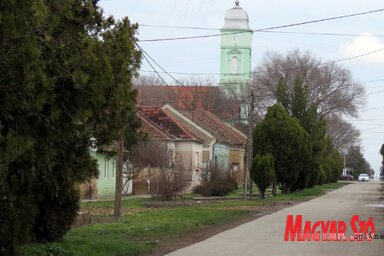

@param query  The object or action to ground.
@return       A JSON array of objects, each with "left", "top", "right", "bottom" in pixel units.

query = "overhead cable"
[{"left": 139, "top": 8, "right": 384, "bottom": 42}]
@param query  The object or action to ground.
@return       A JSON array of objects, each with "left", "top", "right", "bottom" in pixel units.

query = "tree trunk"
[
  {"left": 114, "top": 129, "right": 124, "bottom": 219},
  {"left": 245, "top": 89, "right": 255, "bottom": 200},
  {"left": 272, "top": 181, "right": 277, "bottom": 196}
]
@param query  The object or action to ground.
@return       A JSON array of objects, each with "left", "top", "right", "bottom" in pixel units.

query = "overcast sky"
[{"left": 99, "top": 0, "right": 384, "bottom": 175}]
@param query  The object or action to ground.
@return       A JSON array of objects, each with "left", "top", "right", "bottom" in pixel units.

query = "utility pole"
[
  {"left": 244, "top": 88, "right": 254, "bottom": 200},
  {"left": 114, "top": 128, "right": 124, "bottom": 219}
]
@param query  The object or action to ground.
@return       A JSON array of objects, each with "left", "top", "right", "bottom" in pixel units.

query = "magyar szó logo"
[{"left": 284, "top": 214, "right": 381, "bottom": 241}]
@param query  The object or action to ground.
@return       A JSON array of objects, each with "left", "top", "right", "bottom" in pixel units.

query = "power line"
[
  {"left": 136, "top": 44, "right": 185, "bottom": 86},
  {"left": 134, "top": 42, "right": 186, "bottom": 104},
  {"left": 363, "top": 78, "right": 384, "bottom": 84},
  {"left": 139, "top": 8, "right": 384, "bottom": 42},
  {"left": 367, "top": 89, "right": 384, "bottom": 96},
  {"left": 324, "top": 48, "right": 383, "bottom": 64},
  {"left": 140, "top": 70, "right": 220, "bottom": 76},
  {"left": 138, "top": 48, "right": 383, "bottom": 76},
  {"left": 361, "top": 105, "right": 384, "bottom": 112},
  {"left": 134, "top": 42, "right": 198, "bottom": 108},
  {"left": 259, "top": 30, "right": 384, "bottom": 38},
  {"left": 353, "top": 119, "right": 384, "bottom": 121},
  {"left": 139, "top": 27, "right": 384, "bottom": 39},
  {"left": 140, "top": 24, "right": 217, "bottom": 31}
]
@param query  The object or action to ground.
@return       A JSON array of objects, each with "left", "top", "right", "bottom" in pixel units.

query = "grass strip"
[{"left": 21, "top": 182, "right": 349, "bottom": 256}]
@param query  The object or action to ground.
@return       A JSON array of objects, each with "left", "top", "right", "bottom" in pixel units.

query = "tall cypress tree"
[
  {"left": 276, "top": 78, "right": 328, "bottom": 189},
  {"left": 0, "top": 1, "right": 141, "bottom": 253},
  {"left": 253, "top": 104, "right": 311, "bottom": 193}
]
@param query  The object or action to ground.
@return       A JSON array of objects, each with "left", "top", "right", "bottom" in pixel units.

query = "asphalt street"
[{"left": 167, "top": 182, "right": 384, "bottom": 256}]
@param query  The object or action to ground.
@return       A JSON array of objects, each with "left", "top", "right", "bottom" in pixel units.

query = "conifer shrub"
[
  {"left": 193, "top": 167, "right": 238, "bottom": 196},
  {"left": 251, "top": 154, "right": 275, "bottom": 199}
]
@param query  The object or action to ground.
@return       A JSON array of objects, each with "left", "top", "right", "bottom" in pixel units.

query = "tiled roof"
[
  {"left": 137, "top": 106, "right": 202, "bottom": 142},
  {"left": 182, "top": 108, "right": 247, "bottom": 146},
  {"left": 136, "top": 112, "right": 175, "bottom": 140}
]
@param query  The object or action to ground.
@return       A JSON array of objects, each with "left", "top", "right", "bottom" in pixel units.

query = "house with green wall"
[
  {"left": 90, "top": 151, "right": 116, "bottom": 197},
  {"left": 85, "top": 150, "right": 132, "bottom": 199}
]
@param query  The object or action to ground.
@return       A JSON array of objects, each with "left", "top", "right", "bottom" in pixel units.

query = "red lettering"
[
  {"left": 311, "top": 221, "right": 321, "bottom": 241},
  {"left": 364, "top": 217, "right": 375, "bottom": 235},
  {"left": 328, "top": 221, "right": 337, "bottom": 241},
  {"left": 350, "top": 215, "right": 359, "bottom": 241},
  {"left": 302, "top": 221, "right": 312, "bottom": 241},
  {"left": 337, "top": 221, "right": 347, "bottom": 241},
  {"left": 284, "top": 215, "right": 302, "bottom": 241},
  {"left": 321, "top": 221, "right": 331, "bottom": 241}
]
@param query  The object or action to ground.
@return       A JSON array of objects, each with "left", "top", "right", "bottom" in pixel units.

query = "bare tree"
[
  {"left": 252, "top": 49, "right": 365, "bottom": 118},
  {"left": 128, "top": 139, "right": 192, "bottom": 200},
  {"left": 134, "top": 75, "right": 234, "bottom": 117},
  {"left": 326, "top": 114, "right": 361, "bottom": 153},
  {"left": 132, "top": 74, "right": 164, "bottom": 86},
  {"left": 178, "top": 75, "right": 217, "bottom": 86},
  {"left": 127, "top": 139, "right": 169, "bottom": 178},
  {"left": 153, "top": 155, "right": 192, "bottom": 201}
]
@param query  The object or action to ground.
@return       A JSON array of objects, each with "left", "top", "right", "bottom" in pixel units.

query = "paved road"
[{"left": 167, "top": 182, "right": 384, "bottom": 256}]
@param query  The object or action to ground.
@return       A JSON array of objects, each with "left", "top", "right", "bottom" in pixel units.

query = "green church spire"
[{"left": 220, "top": 1, "right": 253, "bottom": 95}]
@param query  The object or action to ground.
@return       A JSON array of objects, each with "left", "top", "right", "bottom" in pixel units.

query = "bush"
[
  {"left": 150, "top": 159, "right": 192, "bottom": 201},
  {"left": 318, "top": 167, "right": 327, "bottom": 185},
  {"left": 193, "top": 183, "right": 211, "bottom": 197},
  {"left": 0, "top": 171, "right": 38, "bottom": 255},
  {"left": 193, "top": 167, "right": 237, "bottom": 196},
  {"left": 20, "top": 243, "right": 73, "bottom": 256},
  {"left": 32, "top": 181, "right": 80, "bottom": 242},
  {"left": 251, "top": 154, "right": 275, "bottom": 199}
]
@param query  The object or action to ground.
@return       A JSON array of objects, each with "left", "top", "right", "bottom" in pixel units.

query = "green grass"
[
  {"left": 21, "top": 182, "right": 349, "bottom": 256},
  {"left": 79, "top": 197, "right": 152, "bottom": 211},
  {"left": 64, "top": 207, "right": 246, "bottom": 256},
  {"left": 275, "top": 182, "right": 349, "bottom": 200}
]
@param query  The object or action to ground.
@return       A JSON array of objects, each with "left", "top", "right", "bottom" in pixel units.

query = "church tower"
[{"left": 220, "top": 1, "right": 253, "bottom": 95}]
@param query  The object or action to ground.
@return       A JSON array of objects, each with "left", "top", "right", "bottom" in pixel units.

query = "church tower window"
[{"left": 230, "top": 56, "right": 239, "bottom": 74}]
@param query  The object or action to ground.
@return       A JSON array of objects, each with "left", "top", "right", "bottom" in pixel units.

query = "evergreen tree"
[
  {"left": 276, "top": 78, "right": 327, "bottom": 189},
  {"left": 253, "top": 105, "right": 311, "bottom": 193},
  {"left": 251, "top": 154, "right": 275, "bottom": 199},
  {"left": 321, "top": 139, "right": 343, "bottom": 183},
  {"left": 345, "top": 145, "right": 372, "bottom": 179},
  {"left": 0, "top": 1, "right": 141, "bottom": 253}
]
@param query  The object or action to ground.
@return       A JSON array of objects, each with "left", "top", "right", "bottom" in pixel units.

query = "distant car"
[
  {"left": 339, "top": 175, "right": 354, "bottom": 181},
  {"left": 358, "top": 173, "right": 369, "bottom": 182}
]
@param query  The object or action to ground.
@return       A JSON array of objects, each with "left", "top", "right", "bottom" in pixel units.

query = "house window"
[
  {"left": 230, "top": 56, "right": 239, "bottom": 74},
  {"left": 104, "top": 160, "right": 108, "bottom": 179},
  {"left": 195, "top": 152, "right": 199, "bottom": 168},
  {"left": 112, "top": 160, "right": 115, "bottom": 179}
]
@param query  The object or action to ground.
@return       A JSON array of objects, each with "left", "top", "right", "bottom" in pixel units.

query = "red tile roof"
[
  {"left": 137, "top": 106, "right": 202, "bottom": 142},
  {"left": 182, "top": 108, "right": 247, "bottom": 146},
  {"left": 136, "top": 112, "right": 174, "bottom": 140}
]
